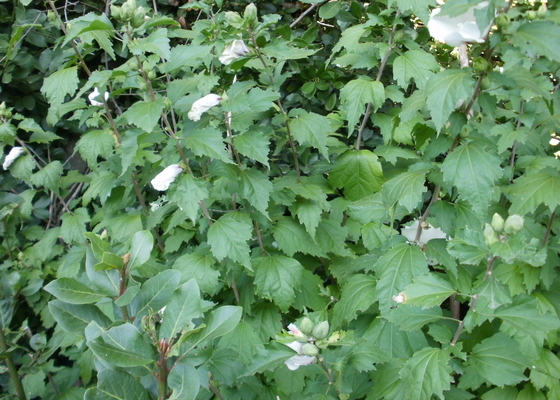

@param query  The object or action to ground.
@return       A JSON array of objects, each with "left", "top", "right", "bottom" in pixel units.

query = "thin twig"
[
  {"left": 290, "top": 2, "right": 323, "bottom": 28},
  {"left": 0, "top": 328, "right": 27, "bottom": 400}
]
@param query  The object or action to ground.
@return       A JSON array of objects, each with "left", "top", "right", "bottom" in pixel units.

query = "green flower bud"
[
  {"left": 300, "top": 317, "right": 314, "bottom": 335},
  {"left": 301, "top": 343, "right": 319, "bottom": 357},
  {"left": 47, "top": 10, "right": 57, "bottom": 22},
  {"left": 296, "top": 333, "right": 309, "bottom": 343},
  {"left": 131, "top": 7, "right": 146, "bottom": 28},
  {"left": 0, "top": 101, "right": 5, "bottom": 111},
  {"left": 312, "top": 321, "right": 329, "bottom": 339},
  {"left": 110, "top": 5, "right": 122, "bottom": 20},
  {"left": 537, "top": 4, "right": 548, "bottom": 19},
  {"left": 504, "top": 215, "right": 524, "bottom": 234},
  {"left": 472, "top": 57, "right": 489, "bottom": 73},
  {"left": 491, "top": 213, "right": 504, "bottom": 233},
  {"left": 526, "top": 10, "right": 537, "bottom": 20},
  {"left": 484, "top": 223, "right": 499, "bottom": 246},
  {"left": 495, "top": 14, "right": 510, "bottom": 29},
  {"left": 244, "top": 3, "right": 258, "bottom": 24},
  {"left": 225, "top": 11, "right": 244, "bottom": 28}
]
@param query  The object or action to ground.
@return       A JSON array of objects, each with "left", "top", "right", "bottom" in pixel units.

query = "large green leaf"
[
  {"left": 339, "top": 79, "right": 385, "bottom": 133},
  {"left": 129, "top": 28, "right": 170, "bottom": 59},
  {"left": 84, "top": 370, "right": 149, "bottom": 400},
  {"left": 400, "top": 347, "right": 452, "bottom": 400},
  {"left": 425, "top": 69, "right": 475, "bottom": 132},
  {"left": 217, "top": 321, "right": 264, "bottom": 365},
  {"left": 393, "top": 50, "right": 439, "bottom": 90},
  {"left": 76, "top": 130, "right": 115, "bottom": 168},
  {"left": 513, "top": 21, "right": 560, "bottom": 62},
  {"left": 329, "top": 150, "right": 385, "bottom": 201},
  {"left": 44, "top": 278, "right": 106, "bottom": 304},
  {"left": 332, "top": 274, "right": 377, "bottom": 329},
  {"left": 29, "top": 161, "right": 63, "bottom": 192},
  {"left": 253, "top": 255, "right": 304, "bottom": 312},
  {"left": 168, "top": 362, "right": 200, "bottom": 400},
  {"left": 184, "top": 126, "right": 233, "bottom": 164},
  {"left": 168, "top": 174, "right": 209, "bottom": 223},
  {"left": 239, "top": 168, "right": 273, "bottom": 217},
  {"left": 207, "top": 212, "right": 253, "bottom": 268},
  {"left": 234, "top": 128, "right": 271, "bottom": 167},
  {"left": 160, "top": 280, "right": 203, "bottom": 341},
  {"left": 48, "top": 300, "right": 112, "bottom": 334},
  {"left": 391, "top": 0, "right": 438, "bottom": 22},
  {"left": 441, "top": 141, "right": 502, "bottom": 217},
  {"left": 375, "top": 243, "right": 429, "bottom": 313},
  {"left": 288, "top": 109, "right": 330, "bottom": 158},
  {"left": 271, "top": 217, "right": 327, "bottom": 257},
  {"left": 122, "top": 98, "right": 165, "bottom": 133},
  {"left": 382, "top": 169, "right": 427, "bottom": 212},
  {"left": 386, "top": 305, "right": 443, "bottom": 331},
  {"left": 185, "top": 305, "right": 242, "bottom": 350},
  {"left": 60, "top": 208, "right": 91, "bottom": 244},
  {"left": 493, "top": 296, "right": 560, "bottom": 338},
  {"left": 402, "top": 273, "right": 455, "bottom": 308},
  {"left": 130, "top": 269, "right": 180, "bottom": 319},
  {"left": 503, "top": 169, "right": 560, "bottom": 215},
  {"left": 41, "top": 66, "right": 79, "bottom": 106},
  {"left": 128, "top": 230, "right": 153, "bottom": 271}
]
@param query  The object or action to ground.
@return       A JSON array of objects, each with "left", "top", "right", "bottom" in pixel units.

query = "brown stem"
[
  {"left": 254, "top": 220, "right": 267, "bottom": 256},
  {"left": 542, "top": 210, "right": 556, "bottom": 247},
  {"left": 0, "top": 328, "right": 27, "bottom": 400},
  {"left": 231, "top": 276, "right": 240, "bottom": 304},
  {"left": 157, "top": 343, "right": 169, "bottom": 400},
  {"left": 209, "top": 379, "right": 225, "bottom": 400}
]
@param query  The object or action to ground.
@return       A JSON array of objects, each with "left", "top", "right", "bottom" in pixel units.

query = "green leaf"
[
  {"left": 122, "top": 98, "right": 165, "bottom": 133},
  {"left": 41, "top": 66, "right": 79, "bottom": 106},
  {"left": 88, "top": 323, "right": 155, "bottom": 367},
  {"left": 441, "top": 142, "right": 502, "bottom": 216},
  {"left": 386, "top": 305, "right": 443, "bottom": 331},
  {"left": 316, "top": 219, "right": 352, "bottom": 257},
  {"left": 60, "top": 208, "right": 91, "bottom": 244},
  {"left": 513, "top": 21, "right": 560, "bottom": 62},
  {"left": 253, "top": 255, "right": 304, "bottom": 312},
  {"left": 261, "top": 39, "right": 317, "bottom": 60},
  {"left": 375, "top": 243, "right": 429, "bottom": 314},
  {"left": 393, "top": 50, "right": 439, "bottom": 90},
  {"left": 168, "top": 362, "right": 200, "bottom": 400},
  {"left": 218, "top": 321, "right": 264, "bottom": 365},
  {"left": 391, "top": 0, "right": 438, "bottom": 22},
  {"left": 364, "top": 318, "right": 429, "bottom": 360},
  {"left": 85, "top": 370, "right": 150, "bottom": 400},
  {"left": 160, "top": 280, "right": 202, "bottom": 341},
  {"left": 242, "top": 342, "right": 300, "bottom": 377},
  {"left": 45, "top": 278, "right": 106, "bottom": 304},
  {"left": 48, "top": 300, "right": 112, "bottom": 334},
  {"left": 425, "top": 69, "right": 475, "bottom": 132},
  {"left": 173, "top": 252, "right": 220, "bottom": 295},
  {"left": 362, "top": 223, "right": 395, "bottom": 251},
  {"left": 76, "top": 129, "right": 115, "bottom": 168},
  {"left": 288, "top": 110, "right": 330, "bottom": 158},
  {"left": 207, "top": 212, "right": 253, "bottom": 268},
  {"left": 463, "top": 333, "right": 529, "bottom": 388},
  {"left": 503, "top": 169, "right": 560, "bottom": 215},
  {"left": 239, "top": 168, "right": 273, "bottom": 217},
  {"left": 400, "top": 347, "right": 452, "bottom": 400},
  {"left": 63, "top": 15, "right": 116, "bottom": 60},
  {"left": 186, "top": 305, "right": 242, "bottom": 350},
  {"left": 168, "top": 174, "right": 209, "bottom": 223},
  {"left": 129, "top": 28, "right": 170, "bottom": 59},
  {"left": 85, "top": 248, "right": 120, "bottom": 297},
  {"left": 332, "top": 274, "right": 377, "bottom": 329},
  {"left": 130, "top": 270, "right": 180, "bottom": 319},
  {"left": 29, "top": 161, "right": 63, "bottom": 192},
  {"left": 234, "top": 128, "right": 270, "bottom": 167},
  {"left": 272, "top": 216, "right": 327, "bottom": 257},
  {"left": 128, "top": 230, "right": 153, "bottom": 271},
  {"left": 164, "top": 44, "right": 213, "bottom": 72},
  {"left": 184, "top": 126, "right": 234, "bottom": 164},
  {"left": 494, "top": 296, "right": 560, "bottom": 337},
  {"left": 82, "top": 170, "right": 116, "bottom": 205},
  {"left": 402, "top": 273, "right": 455, "bottom": 308},
  {"left": 339, "top": 79, "right": 385, "bottom": 133},
  {"left": 292, "top": 198, "right": 323, "bottom": 238},
  {"left": 329, "top": 150, "right": 385, "bottom": 201},
  {"left": 382, "top": 170, "right": 427, "bottom": 212}
]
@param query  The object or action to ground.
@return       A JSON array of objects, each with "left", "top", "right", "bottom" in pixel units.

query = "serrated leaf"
[
  {"left": 129, "top": 28, "right": 170, "bottom": 59},
  {"left": 339, "top": 79, "right": 385, "bottom": 133},
  {"left": 261, "top": 39, "right": 317, "bottom": 60},
  {"left": 391, "top": 0, "right": 437, "bottom": 22},
  {"left": 160, "top": 280, "right": 203, "bottom": 341},
  {"left": 425, "top": 69, "right": 475, "bottom": 132},
  {"left": 513, "top": 21, "right": 560, "bottom": 62},
  {"left": 239, "top": 168, "right": 273, "bottom": 217},
  {"left": 289, "top": 110, "right": 330, "bottom": 158},
  {"left": 48, "top": 300, "right": 112, "bottom": 334},
  {"left": 168, "top": 174, "right": 209, "bottom": 223},
  {"left": 332, "top": 274, "right": 377, "bottom": 329},
  {"left": 218, "top": 321, "right": 264, "bottom": 365},
  {"left": 382, "top": 170, "right": 427, "bottom": 212},
  {"left": 60, "top": 208, "right": 91, "bottom": 243},
  {"left": 441, "top": 142, "right": 502, "bottom": 216},
  {"left": 464, "top": 333, "right": 529, "bottom": 387},
  {"left": 130, "top": 270, "right": 180, "bottom": 319},
  {"left": 184, "top": 126, "right": 234, "bottom": 164},
  {"left": 393, "top": 50, "right": 439, "bottom": 90},
  {"left": 234, "top": 129, "right": 270, "bottom": 167},
  {"left": 45, "top": 278, "right": 106, "bottom": 304},
  {"left": 316, "top": 219, "right": 352, "bottom": 257},
  {"left": 292, "top": 198, "right": 323, "bottom": 238},
  {"left": 82, "top": 171, "right": 116, "bottom": 205},
  {"left": 272, "top": 217, "right": 327, "bottom": 257},
  {"left": 164, "top": 45, "right": 214, "bottom": 72},
  {"left": 29, "top": 161, "right": 63, "bottom": 192},
  {"left": 375, "top": 243, "right": 429, "bottom": 314},
  {"left": 400, "top": 347, "right": 452, "bottom": 400},
  {"left": 41, "top": 66, "right": 79, "bottom": 106},
  {"left": 386, "top": 305, "right": 443, "bottom": 331},
  {"left": 402, "top": 273, "right": 455, "bottom": 308},
  {"left": 168, "top": 362, "right": 200, "bottom": 400},
  {"left": 207, "top": 212, "right": 253, "bottom": 268},
  {"left": 76, "top": 129, "right": 115, "bottom": 168},
  {"left": 242, "top": 342, "right": 299, "bottom": 377},
  {"left": 122, "top": 98, "right": 165, "bottom": 133},
  {"left": 362, "top": 223, "right": 395, "bottom": 251},
  {"left": 475, "top": 278, "right": 512, "bottom": 310},
  {"left": 491, "top": 123, "right": 528, "bottom": 154},
  {"left": 503, "top": 169, "right": 560, "bottom": 215},
  {"left": 84, "top": 370, "right": 150, "bottom": 400},
  {"left": 173, "top": 252, "right": 220, "bottom": 295},
  {"left": 128, "top": 230, "right": 153, "bottom": 271},
  {"left": 365, "top": 318, "right": 429, "bottom": 360},
  {"left": 253, "top": 255, "right": 304, "bottom": 312},
  {"left": 494, "top": 296, "right": 560, "bottom": 337},
  {"left": 329, "top": 150, "right": 385, "bottom": 201},
  {"left": 186, "top": 305, "right": 242, "bottom": 350}
]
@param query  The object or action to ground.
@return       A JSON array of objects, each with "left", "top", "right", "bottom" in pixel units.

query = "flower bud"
[
  {"left": 491, "top": 213, "right": 504, "bottom": 233},
  {"left": 472, "top": 57, "right": 489, "bottom": 73},
  {"left": 312, "top": 321, "right": 329, "bottom": 339},
  {"left": 244, "top": 3, "right": 258, "bottom": 24},
  {"left": 131, "top": 7, "right": 147, "bottom": 28},
  {"left": 225, "top": 11, "right": 244, "bottom": 28},
  {"left": 537, "top": 4, "right": 548, "bottom": 18},
  {"left": 301, "top": 343, "right": 319, "bottom": 357},
  {"left": 299, "top": 317, "right": 314, "bottom": 335},
  {"left": 526, "top": 10, "right": 537, "bottom": 20},
  {"left": 504, "top": 215, "right": 524, "bottom": 234},
  {"left": 495, "top": 14, "right": 510, "bottom": 29},
  {"left": 484, "top": 223, "right": 499, "bottom": 246},
  {"left": 110, "top": 5, "right": 122, "bottom": 20}
]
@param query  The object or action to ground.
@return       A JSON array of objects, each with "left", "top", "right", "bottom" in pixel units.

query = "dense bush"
[{"left": 1, "top": 0, "right": 560, "bottom": 399}]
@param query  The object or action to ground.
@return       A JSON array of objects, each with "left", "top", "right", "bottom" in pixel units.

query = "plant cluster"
[{"left": 1, "top": 0, "right": 560, "bottom": 399}]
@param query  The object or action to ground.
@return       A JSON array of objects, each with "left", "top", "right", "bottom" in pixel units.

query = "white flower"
[
  {"left": 151, "top": 164, "right": 183, "bottom": 191},
  {"left": 219, "top": 39, "right": 250, "bottom": 65},
  {"left": 401, "top": 220, "right": 447, "bottom": 246},
  {"left": 88, "top": 87, "right": 109, "bottom": 106},
  {"left": 392, "top": 292, "right": 406, "bottom": 304},
  {"left": 283, "top": 341, "right": 316, "bottom": 371},
  {"left": 3, "top": 147, "right": 24, "bottom": 170},
  {"left": 287, "top": 323, "right": 306, "bottom": 340},
  {"left": 427, "top": 1, "right": 493, "bottom": 47},
  {"left": 187, "top": 94, "right": 222, "bottom": 121}
]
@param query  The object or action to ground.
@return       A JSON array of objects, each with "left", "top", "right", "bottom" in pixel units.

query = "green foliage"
[{"left": 1, "top": 0, "right": 559, "bottom": 399}]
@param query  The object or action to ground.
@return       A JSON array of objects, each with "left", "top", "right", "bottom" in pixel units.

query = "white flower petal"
[
  {"left": 285, "top": 340, "right": 303, "bottom": 353},
  {"left": 401, "top": 220, "right": 447, "bottom": 245},
  {"left": 150, "top": 164, "right": 183, "bottom": 191},
  {"left": 3, "top": 147, "right": 24, "bottom": 170},
  {"left": 428, "top": 2, "right": 492, "bottom": 47},
  {"left": 219, "top": 39, "right": 250, "bottom": 65},
  {"left": 187, "top": 94, "right": 222, "bottom": 121},
  {"left": 88, "top": 87, "right": 109, "bottom": 106},
  {"left": 284, "top": 355, "right": 316, "bottom": 370}
]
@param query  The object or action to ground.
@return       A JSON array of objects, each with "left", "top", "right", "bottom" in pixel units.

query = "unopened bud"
[
  {"left": 491, "top": 213, "right": 504, "bottom": 233},
  {"left": 225, "top": 11, "right": 244, "bottom": 28},
  {"left": 484, "top": 223, "right": 499, "bottom": 246},
  {"left": 244, "top": 3, "right": 258, "bottom": 24},
  {"left": 504, "top": 215, "right": 524, "bottom": 234},
  {"left": 300, "top": 317, "right": 314, "bottom": 335},
  {"left": 537, "top": 4, "right": 548, "bottom": 19},
  {"left": 301, "top": 343, "right": 319, "bottom": 357},
  {"left": 131, "top": 7, "right": 146, "bottom": 28},
  {"left": 312, "top": 321, "right": 329, "bottom": 339},
  {"left": 110, "top": 5, "right": 122, "bottom": 20}
]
